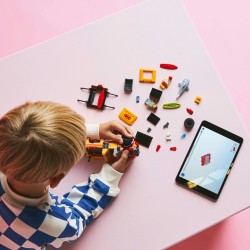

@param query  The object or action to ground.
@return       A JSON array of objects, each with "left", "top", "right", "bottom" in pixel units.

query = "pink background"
[{"left": 0, "top": 1, "right": 249, "bottom": 249}]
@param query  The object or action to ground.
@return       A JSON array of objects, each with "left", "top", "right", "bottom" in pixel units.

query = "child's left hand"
[{"left": 99, "top": 120, "right": 134, "bottom": 144}]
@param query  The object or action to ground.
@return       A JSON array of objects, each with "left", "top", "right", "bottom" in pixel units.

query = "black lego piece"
[
  {"left": 149, "top": 88, "right": 162, "bottom": 103},
  {"left": 124, "top": 79, "right": 133, "bottom": 93},
  {"left": 135, "top": 131, "right": 153, "bottom": 148},
  {"left": 147, "top": 113, "right": 160, "bottom": 126}
]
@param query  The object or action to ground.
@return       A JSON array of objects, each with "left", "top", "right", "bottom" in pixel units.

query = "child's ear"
[{"left": 49, "top": 173, "right": 65, "bottom": 188}]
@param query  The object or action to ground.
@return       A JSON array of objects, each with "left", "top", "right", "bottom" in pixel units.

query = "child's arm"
[{"left": 53, "top": 151, "right": 130, "bottom": 245}]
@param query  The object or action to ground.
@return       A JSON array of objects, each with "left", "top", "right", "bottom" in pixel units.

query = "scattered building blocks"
[
  {"left": 163, "top": 122, "right": 169, "bottom": 129},
  {"left": 156, "top": 145, "right": 161, "bottom": 152},
  {"left": 145, "top": 98, "right": 157, "bottom": 111},
  {"left": 135, "top": 131, "right": 153, "bottom": 148},
  {"left": 160, "top": 76, "right": 172, "bottom": 89},
  {"left": 149, "top": 88, "right": 162, "bottom": 103},
  {"left": 163, "top": 103, "right": 181, "bottom": 109},
  {"left": 136, "top": 96, "right": 140, "bottom": 103},
  {"left": 176, "top": 79, "right": 190, "bottom": 99},
  {"left": 165, "top": 133, "right": 171, "bottom": 141},
  {"left": 124, "top": 79, "right": 133, "bottom": 93},
  {"left": 181, "top": 133, "right": 187, "bottom": 139},
  {"left": 78, "top": 84, "right": 118, "bottom": 110},
  {"left": 186, "top": 108, "right": 193, "bottom": 115},
  {"left": 139, "top": 68, "right": 156, "bottom": 83},
  {"left": 147, "top": 113, "right": 160, "bottom": 126},
  {"left": 118, "top": 108, "right": 137, "bottom": 126},
  {"left": 184, "top": 118, "right": 195, "bottom": 130},
  {"left": 194, "top": 96, "right": 202, "bottom": 104},
  {"left": 160, "top": 64, "right": 178, "bottom": 70},
  {"left": 170, "top": 147, "right": 177, "bottom": 151}
]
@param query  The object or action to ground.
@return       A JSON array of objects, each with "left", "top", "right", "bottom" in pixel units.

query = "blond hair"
[{"left": 0, "top": 101, "right": 86, "bottom": 183}]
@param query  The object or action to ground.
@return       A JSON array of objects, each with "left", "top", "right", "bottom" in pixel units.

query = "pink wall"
[{"left": 1, "top": 1, "right": 249, "bottom": 249}]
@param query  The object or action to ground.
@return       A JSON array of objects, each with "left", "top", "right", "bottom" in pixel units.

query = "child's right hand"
[{"left": 108, "top": 150, "right": 132, "bottom": 173}]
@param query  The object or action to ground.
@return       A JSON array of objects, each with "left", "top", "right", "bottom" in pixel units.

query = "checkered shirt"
[{"left": 0, "top": 163, "right": 123, "bottom": 249}]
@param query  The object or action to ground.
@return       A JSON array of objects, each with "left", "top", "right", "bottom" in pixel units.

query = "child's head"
[{"left": 0, "top": 101, "right": 86, "bottom": 184}]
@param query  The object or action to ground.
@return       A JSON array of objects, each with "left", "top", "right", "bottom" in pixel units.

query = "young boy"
[{"left": 0, "top": 101, "right": 134, "bottom": 250}]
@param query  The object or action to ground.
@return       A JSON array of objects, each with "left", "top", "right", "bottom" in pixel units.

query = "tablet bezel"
[{"left": 175, "top": 120, "right": 244, "bottom": 201}]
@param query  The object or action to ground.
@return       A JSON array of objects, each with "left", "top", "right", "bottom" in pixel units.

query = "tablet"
[{"left": 175, "top": 120, "right": 243, "bottom": 200}]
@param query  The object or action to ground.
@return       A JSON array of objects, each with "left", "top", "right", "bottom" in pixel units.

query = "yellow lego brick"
[
  {"left": 139, "top": 68, "right": 156, "bottom": 83},
  {"left": 118, "top": 108, "right": 137, "bottom": 126},
  {"left": 194, "top": 96, "right": 202, "bottom": 104}
]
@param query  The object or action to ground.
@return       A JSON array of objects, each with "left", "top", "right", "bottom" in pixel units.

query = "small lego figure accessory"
[
  {"left": 160, "top": 64, "right": 178, "bottom": 70},
  {"left": 145, "top": 98, "right": 157, "bottom": 112},
  {"left": 147, "top": 128, "right": 152, "bottom": 133},
  {"left": 163, "top": 103, "right": 181, "bottom": 109},
  {"left": 156, "top": 145, "right": 161, "bottom": 152},
  {"left": 176, "top": 79, "right": 190, "bottom": 99},
  {"left": 163, "top": 122, "right": 169, "bottom": 129},
  {"left": 170, "top": 147, "right": 177, "bottom": 151},
  {"left": 160, "top": 76, "right": 172, "bottom": 89},
  {"left": 194, "top": 96, "right": 202, "bottom": 104},
  {"left": 186, "top": 108, "right": 193, "bottom": 115},
  {"left": 165, "top": 133, "right": 171, "bottom": 141},
  {"left": 136, "top": 96, "right": 140, "bottom": 103},
  {"left": 181, "top": 133, "right": 186, "bottom": 139}
]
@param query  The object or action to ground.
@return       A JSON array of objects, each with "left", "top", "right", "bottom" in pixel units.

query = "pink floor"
[{"left": 1, "top": 1, "right": 250, "bottom": 249}]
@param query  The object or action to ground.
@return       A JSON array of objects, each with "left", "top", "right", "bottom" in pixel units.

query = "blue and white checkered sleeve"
[{"left": 61, "top": 163, "right": 123, "bottom": 233}]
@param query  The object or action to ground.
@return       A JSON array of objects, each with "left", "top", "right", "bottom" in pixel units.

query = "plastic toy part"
[
  {"left": 194, "top": 96, "right": 202, "bottom": 104},
  {"left": 156, "top": 145, "right": 161, "bottom": 152},
  {"left": 165, "top": 133, "right": 171, "bottom": 141},
  {"left": 136, "top": 96, "right": 140, "bottom": 103},
  {"left": 85, "top": 137, "right": 140, "bottom": 162},
  {"left": 163, "top": 122, "right": 169, "bottom": 129},
  {"left": 147, "top": 128, "right": 152, "bottom": 133},
  {"left": 145, "top": 98, "right": 157, "bottom": 111},
  {"left": 160, "top": 64, "right": 178, "bottom": 70},
  {"left": 147, "top": 113, "right": 160, "bottom": 126},
  {"left": 186, "top": 108, "right": 193, "bottom": 115},
  {"left": 176, "top": 78, "right": 190, "bottom": 99},
  {"left": 181, "top": 133, "right": 187, "bottom": 139},
  {"left": 170, "top": 147, "right": 177, "bottom": 151},
  {"left": 124, "top": 79, "right": 133, "bottom": 93},
  {"left": 139, "top": 68, "right": 156, "bottom": 83},
  {"left": 160, "top": 76, "right": 172, "bottom": 89},
  {"left": 149, "top": 88, "right": 162, "bottom": 103},
  {"left": 118, "top": 108, "right": 137, "bottom": 126},
  {"left": 163, "top": 103, "right": 181, "bottom": 109},
  {"left": 78, "top": 85, "right": 118, "bottom": 110},
  {"left": 184, "top": 118, "right": 195, "bottom": 130},
  {"left": 135, "top": 131, "right": 153, "bottom": 148}
]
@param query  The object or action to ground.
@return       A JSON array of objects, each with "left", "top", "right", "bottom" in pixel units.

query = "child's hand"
[
  {"left": 108, "top": 150, "right": 132, "bottom": 173},
  {"left": 99, "top": 120, "right": 134, "bottom": 145}
]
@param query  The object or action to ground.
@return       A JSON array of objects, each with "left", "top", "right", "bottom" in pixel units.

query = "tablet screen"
[{"left": 176, "top": 121, "right": 243, "bottom": 200}]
